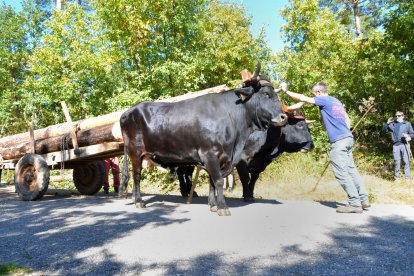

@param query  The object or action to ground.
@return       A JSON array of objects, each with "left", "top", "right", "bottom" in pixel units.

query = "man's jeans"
[
  {"left": 330, "top": 137, "right": 369, "bottom": 206},
  {"left": 393, "top": 144, "right": 412, "bottom": 179}
]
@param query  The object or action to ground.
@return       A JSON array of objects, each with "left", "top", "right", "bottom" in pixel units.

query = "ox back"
[{"left": 119, "top": 79, "right": 287, "bottom": 216}]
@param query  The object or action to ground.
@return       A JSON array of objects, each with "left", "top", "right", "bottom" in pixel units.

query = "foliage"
[
  {"left": 0, "top": 0, "right": 270, "bottom": 135},
  {"left": 0, "top": 0, "right": 45, "bottom": 135},
  {"left": 0, "top": 263, "right": 32, "bottom": 275},
  {"left": 274, "top": 0, "right": 414, "bottom": 172}
]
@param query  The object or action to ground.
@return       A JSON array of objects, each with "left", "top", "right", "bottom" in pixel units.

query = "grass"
[
  {"left": 138, "top": 152, "right": 414, "bottom": 206},
  {"left": 0, "top": 263, "right": 31, "bottom": 275}
]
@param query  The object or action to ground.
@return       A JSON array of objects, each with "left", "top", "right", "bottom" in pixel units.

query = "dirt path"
[{"left": 1, "top": 185, "right": 413, "bottom": 275}]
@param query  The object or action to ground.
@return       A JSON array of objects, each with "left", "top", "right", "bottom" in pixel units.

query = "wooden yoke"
[{"left": 60, "top": 101, "right": 79, "bottom": 153}]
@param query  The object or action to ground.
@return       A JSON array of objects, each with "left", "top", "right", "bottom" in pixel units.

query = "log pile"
[{"left": 0, "top": 85, "right": 228, "bottom": 162}]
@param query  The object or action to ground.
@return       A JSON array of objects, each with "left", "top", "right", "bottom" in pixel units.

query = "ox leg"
[
  {"left": 185, "top": 166, "right": 197, "bottom": 197},
  {"left": 130, "top": 156, "right": 145, "bottom": 208},
  {"left": 208, "top": 177, "right": 217, "bottom": 212},
  {"left": 236, "top": 162, "right": 254, "bottom": 202},
  {"left": 248, "top": 172, "right": 260, "bottom": 199},
  {"left": 210, "top": 170, "right": 230, "bottom": 216},
  {"left": 177, "top": 167, "right": 188, "bottom": 197}
]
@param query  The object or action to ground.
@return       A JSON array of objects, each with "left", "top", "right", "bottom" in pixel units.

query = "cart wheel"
[
  {"left": 14, "top": 154, "right": 50, "bottom": 201},
  {"left": 73, "top": 160, "right": 105, "bottom": 195}
]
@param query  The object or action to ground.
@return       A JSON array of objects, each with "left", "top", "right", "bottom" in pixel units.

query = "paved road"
[{"left": 0, "top": 186, "right": 413, "bottom": 275}]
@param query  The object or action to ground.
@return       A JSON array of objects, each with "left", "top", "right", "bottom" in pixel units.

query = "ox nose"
[{"left": 271, "top": 113, "right": 288, "bottom": 126}]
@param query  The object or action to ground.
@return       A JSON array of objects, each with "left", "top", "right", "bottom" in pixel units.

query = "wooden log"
[
  {"left": 0, "top": 110, "right": 126, "bottom": 149},
  {"left": 0, "top": 123, "right": 122, "bottom": 160},
  {"left": 0, "top": 84, "right": 228, "bottom": 157}
]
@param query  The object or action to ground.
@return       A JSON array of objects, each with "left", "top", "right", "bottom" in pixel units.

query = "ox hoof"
[
  {"left": 118, "top": 193, "right": 127, "bottom": 199},
  {"left": 243, "top": 197, "right": 255, "bottom": 203},
  {"left": 210, "top": 206, "right": 218, "bottom": 212},
  {"left": 217, "top": 209, "right": 231, "bottom": 216},
  {"left": 135, "top": 201, "right": 146, "bottom": 208}
]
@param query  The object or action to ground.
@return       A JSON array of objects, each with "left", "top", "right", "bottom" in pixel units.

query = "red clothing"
[{"left": 103, "top": 157, "right": 120, "bottom": 189}]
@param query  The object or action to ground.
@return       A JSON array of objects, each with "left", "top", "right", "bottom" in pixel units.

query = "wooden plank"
[{"left": 43, "top": 142, "right": 123, "bottom": 166}]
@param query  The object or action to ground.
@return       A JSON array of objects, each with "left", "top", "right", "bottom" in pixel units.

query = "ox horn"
[
  {"left": 252, "top": 60, "right": 261, "bottom": 78},
  {"left": 285, "top": 102, "right": 305, "bottom": 111},
  {"left": 305, "top": 119, "right": 316, "bottom": 124}
]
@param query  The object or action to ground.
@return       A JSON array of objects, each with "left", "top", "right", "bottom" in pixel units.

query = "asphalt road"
[{"left": 0, "top": 185, "right": 413, "bottom": 275}]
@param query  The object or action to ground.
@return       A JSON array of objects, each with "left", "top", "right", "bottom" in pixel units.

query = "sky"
[
  {"left": 2, "top": 0, "right": 289, "bottom": 53},
  {"left": 223, "top": 0, "right": 289, "bottom": 52}
]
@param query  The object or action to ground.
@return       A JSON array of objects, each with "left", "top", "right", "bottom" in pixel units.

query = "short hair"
[
  {"left": 311, "top": 81, "right": 328, "bottom": 94},
  {"left": 395, "top": 111, "right": 404, "bottom": 116}
]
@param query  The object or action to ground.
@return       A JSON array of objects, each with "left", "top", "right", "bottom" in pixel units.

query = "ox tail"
[{"left": 120, "top": 146, "right": 130, "bottom": 196}]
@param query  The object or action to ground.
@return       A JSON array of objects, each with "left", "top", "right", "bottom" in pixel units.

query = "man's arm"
[
  {"left": 279, "top": 82, "right": 315, "bottom": 104},
  {"left": 407, "top": 122, "right": 414, "bottom": 139},
  {"left": 285, "top": 91, "right": 315, "bottom": 105}
]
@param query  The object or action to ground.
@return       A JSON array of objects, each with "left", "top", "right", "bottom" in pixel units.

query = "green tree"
[
  {"left": 0, "top": 0, "right": 45, "bottom": 136},
  {"left": 22, "top": 3, "right": 124, "bottom": 127}
]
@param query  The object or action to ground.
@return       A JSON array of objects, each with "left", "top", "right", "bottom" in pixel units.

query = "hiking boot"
[
  {"left": 336, "top": 204, "right": 363, "bottom": 214},
  {"left": 361, "top": 201, "right": 371, "bottom": 209},
  {"left": 114, "top": 187, "right": 119, "bottom": 193},
  {"left": 103, "top": 187, "right": 109, "bottom": 194}
]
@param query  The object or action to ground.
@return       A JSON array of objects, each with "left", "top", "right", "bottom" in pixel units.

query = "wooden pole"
[
  {"left": 61, "top": 101, "right": 79, "bottom": 152},
  {"left": 186, "top": 166, "right": 201, "bottom": 204},
  {"left": 29, "top": 122, "right": 35, "bottom": 154}
]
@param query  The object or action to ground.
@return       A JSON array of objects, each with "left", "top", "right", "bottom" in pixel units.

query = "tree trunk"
[
  {"left": 0, "top": 110, "right": 126, "bottom": 149},
  {"left": 352, "top": 1, "right": 363, "bottom": 38},
  {"left": 0, "top": 123, "right": 122, "bottom": 160}
]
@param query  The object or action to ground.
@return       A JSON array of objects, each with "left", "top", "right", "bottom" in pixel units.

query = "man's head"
[
  {"left": 311, "top": 82, "right": 328, "bottom": 96},
  {"left": 396, "top": 111, "right": 404, "bottom": 122}
]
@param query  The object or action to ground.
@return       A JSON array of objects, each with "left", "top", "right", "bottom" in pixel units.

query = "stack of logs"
[{"left": 0, "top": 85, "right": 228, "bottom": 162}]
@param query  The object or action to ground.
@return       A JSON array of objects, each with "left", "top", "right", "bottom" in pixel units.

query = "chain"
[{"left": 60, "top": 134, "right": 69, "bottom": 175}]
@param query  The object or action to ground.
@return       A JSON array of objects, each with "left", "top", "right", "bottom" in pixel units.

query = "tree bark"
[
  {"left": 351, "top": 0, "right": 363, "bottom": 38},
  {"left": 0, "top": 123, "right": 123, "bottom": 160}
]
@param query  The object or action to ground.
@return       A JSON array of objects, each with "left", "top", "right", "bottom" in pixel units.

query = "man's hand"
[
  {"left": 387, "top": 117, "right": 394, "bottom": 124},
  {"left": 403, "top": 133, "right": 411, "bottom": 142},
  {"left": 279, "top": 82, "right": 288, "bottom": 92}
]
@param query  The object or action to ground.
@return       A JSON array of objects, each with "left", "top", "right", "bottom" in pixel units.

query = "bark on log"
[
  {"left": 0, "top": 110, "right": 126, "bottom": 149},
  {"left": 0, "top": 123, "right": 122, "bottom": 160}
]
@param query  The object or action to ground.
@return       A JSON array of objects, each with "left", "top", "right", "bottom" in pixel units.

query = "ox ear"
[{"left": 235, "top": 86, "right": 254, "bottom": 102}]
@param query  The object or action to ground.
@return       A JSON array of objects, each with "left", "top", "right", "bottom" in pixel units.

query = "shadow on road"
[{"left": 0, "top": 186, "right": 412, "bottom": 275}]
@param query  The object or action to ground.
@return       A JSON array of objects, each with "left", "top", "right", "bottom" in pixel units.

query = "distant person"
[
  {"left": 280, "top": 81, "right": 370, "bottom": 213},
  {"left": 103, "top": 157, "right": 120, "bottom": 194},
  {"left": 382, "top": 111, "right": 414, "bottom": 181}
]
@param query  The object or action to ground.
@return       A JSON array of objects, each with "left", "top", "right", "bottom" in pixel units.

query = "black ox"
[
  {"left": 175, "top": 103, "right": 313, "bottom": 201},
  {"left": 119, "top": 62, "right": 288, "bottom": 216},
  {"left": 236, "top": 104, "right": 313, "bottom": 201}
]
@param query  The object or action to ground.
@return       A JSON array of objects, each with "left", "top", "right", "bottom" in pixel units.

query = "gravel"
[{"left": 1, "top": 185, "right": 413, "bottom": 275}]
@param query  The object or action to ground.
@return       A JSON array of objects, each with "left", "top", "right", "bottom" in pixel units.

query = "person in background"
[
  {"left": 382, "top": 111, "right": 414, "bottom": 181},
  {"left": 103, "top": 157, "right": 120, "bottom": 194},
  {"left": 280, "top": 81, "right": 370, "bottom": 213}
]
